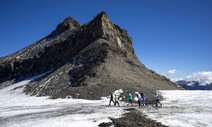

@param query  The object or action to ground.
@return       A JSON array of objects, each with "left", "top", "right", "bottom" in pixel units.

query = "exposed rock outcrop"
[{"left": 0, "top": 11, "right": 180, "bottom": 100}]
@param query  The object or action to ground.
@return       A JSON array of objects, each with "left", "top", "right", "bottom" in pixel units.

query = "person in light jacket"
[{"left": 114, "top": 94, "right": 120, "bottom": 106}]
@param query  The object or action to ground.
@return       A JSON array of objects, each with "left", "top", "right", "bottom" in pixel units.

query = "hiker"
[
  {"left": 154, "top": 92, "right": 162, "bottom": 107},
  {"left": 114, "top": 94, "right": 120, "bottom": 106},
  {"left": 108, "top": 92, "right": 115, "bottom": 106},
  {"left": 140, "top": 92, "right": 146, "bottom": 106},
  {"left": 127, "top": 92, "right": 133, "bottom": 106},
  {"left": 136, "top": 93, "right": 142, "bottom": 108}
]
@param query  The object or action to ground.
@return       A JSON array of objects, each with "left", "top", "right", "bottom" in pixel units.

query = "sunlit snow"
[
  {"left": 0, "top": 76, "right": 126, "bottom": 127},
  {"left": 1, "top": 75, "right": 212, "bottom": 127},
  {"left": 142, "top": 90, "right": 212, "bottom": 127}
]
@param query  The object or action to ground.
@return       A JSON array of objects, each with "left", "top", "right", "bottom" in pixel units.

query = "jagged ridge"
[
  {"left": 0, "top": 11, "right": 180, "bottom": 100},
  {"left": 0, "top": 11, "right": 133, "bottom": 83}
]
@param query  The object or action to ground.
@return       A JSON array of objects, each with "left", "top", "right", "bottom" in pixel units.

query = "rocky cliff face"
[
  {"left": 0, "top": 16, "right": 81, "bottom": 83},
  {"left": 0, "top": 12, "right": 180, "bottom": 100}
]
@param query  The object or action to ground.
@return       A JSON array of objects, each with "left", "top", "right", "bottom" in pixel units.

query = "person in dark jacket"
[
  {"left": 108, "top": 92, "right": 115, "bottom": 106},
  {"left": 154, "top": 92, "right": 162, "bottom": 107},
  {"left": 136, "top": 93, "right": 142, "bottom": 108},
  {"left": 140, "top": 92, "right": 146, "bottom": 106}
]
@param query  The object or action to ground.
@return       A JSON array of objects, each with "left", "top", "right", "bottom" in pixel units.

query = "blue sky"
[{"left": 0, "top": 0, "right": 212, "bottom": 80}]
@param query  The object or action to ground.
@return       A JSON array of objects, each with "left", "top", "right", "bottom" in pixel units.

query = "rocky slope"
[
  {"left": 0, "top": 11, "right": 180, "bottom": 101},
  {"left": 99, "top": 109, "right": 168, "bottom": 127}
]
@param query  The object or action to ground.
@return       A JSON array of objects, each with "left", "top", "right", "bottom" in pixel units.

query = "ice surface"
[
  {"left": 0, "top": 76, "right": 126, "bottom": 127},
  {"left": 142, "top": 90, "right": 212, "bottom": 127},
  {"left": 2, "top": 76, "right": 211, "bottom": 127}
]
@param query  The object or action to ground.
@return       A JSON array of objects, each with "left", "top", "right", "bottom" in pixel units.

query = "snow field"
[
  {"left": 142, "top": 90, "right": 212, "bottom": 127},
  {"left": 1, "top": 74, "right": 212, "bottom": 127},
  {"left": 0, "top": 77, "right": 126, "bottom": 127}
]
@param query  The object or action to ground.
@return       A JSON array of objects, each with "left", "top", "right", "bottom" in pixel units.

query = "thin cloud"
[
  {"left": 168, "top": 69, "right": 177, "bottom": 75},
  {"left": 170, "top": 78, "right": 183, "bottom": 82}
]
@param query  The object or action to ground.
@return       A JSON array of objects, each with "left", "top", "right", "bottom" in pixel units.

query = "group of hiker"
[{"left": 108, "top": 91, "right": 162, "bottom": 108}]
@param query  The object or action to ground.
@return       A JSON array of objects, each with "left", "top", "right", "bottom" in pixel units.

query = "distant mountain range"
[{"left": 175, "top": 80, "right": 212, "bottom": 90}]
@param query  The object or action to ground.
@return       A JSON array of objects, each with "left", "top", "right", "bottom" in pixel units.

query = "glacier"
[
  {"left": 0, "top": 77, "right": 126, "bottom": 127},
  {"left": 0, "top": 76, "right": 212, "bottom": 127},
  {"left": 143, "top": 90, "right": 212, "bottom": 127}
]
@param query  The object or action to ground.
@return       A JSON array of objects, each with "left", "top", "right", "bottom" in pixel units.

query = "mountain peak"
[
  {"left": 0, "top": 12, "right": 180, "bottom": 100},
  {"left": 96, "top": 11, "right": 108, "bottom": 19},
  {"left": 91, "top": 11, "right": 111, "bottom": 28},
  {"left": 87, "top": 11, "right": 134, "bottom": 53},
  {"left": 63, "top": 16, "right": 80, "bottom": 27},
  {"left": 47, "top": 16, "right": 80, "bottom": 38}
]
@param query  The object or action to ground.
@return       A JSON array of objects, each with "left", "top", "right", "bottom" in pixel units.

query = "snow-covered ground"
[
  {"left": 1, "top": 76, "right": 212, "bottom": 127},
  {"left": 0, "top": 76, "right": 126, "bottom": 127},
  {"left": 143, "top": 90, "right": 212, "bottom": 127}
]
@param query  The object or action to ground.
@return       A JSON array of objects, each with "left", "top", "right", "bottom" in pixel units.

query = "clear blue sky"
[{"left": 0, "top": 0, "right": 211, "bottom": 79}]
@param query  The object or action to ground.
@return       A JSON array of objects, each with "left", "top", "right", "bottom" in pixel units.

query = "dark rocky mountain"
[
  {"left": 0, "top": 12, "right": 180, "bottom": 101},
  {"left": 175, "top": 80, "right": 212, "bottom": 90}
]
